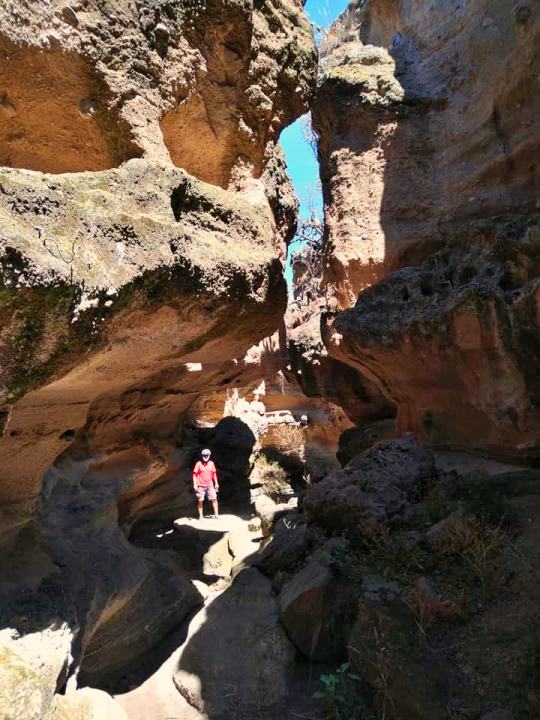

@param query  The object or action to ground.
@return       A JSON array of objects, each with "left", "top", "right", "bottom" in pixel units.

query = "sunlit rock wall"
[
  {"left": 314, "top": 0, "right": 539, "bottom": 307},
  {"left": 314, "top": 0, "right": 539, "bottom": 461}
]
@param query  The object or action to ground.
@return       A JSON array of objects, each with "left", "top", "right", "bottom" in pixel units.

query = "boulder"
[
  {"left": 173, "top": 516, "right": 248, "bottom": 580},
  {"left": 279, "top": 562, "right": 353, "bottom": 662},
  {"left": 347, "top": 577, "right": 456, "bottom": 720},
  {"left": 255, "top": 495, "right": 295, "bottom": 537},
  {"left": 0, "top": 622, "right": 74, "bottom": 720},
  {"left": 256, "top": 514, "right": 320, "bottom": 579},
  {"left": 174, "top": 568, "right": 295, "bottom": 720},
  {"left": 227, "top": 527, "right": 259, "bottom": 575},
  {"left": 77, "top": 549, "right": 203, "bottom": 688},
  {"left": 0, "top": 642, "right": 57, "bottom": 720},
  {"left": 303, "top": 435, "right": 435, "bottom": 539},
  {"left": 52, "top": 688, "right": 128, "bottom": 720},
  {"left": 337, "top": 419, "right": 396, "bottom": 466}
]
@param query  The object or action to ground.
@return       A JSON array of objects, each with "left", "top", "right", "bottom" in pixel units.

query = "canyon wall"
[
  {"left": 0, "top": 0, "right": 317, "bottom": 714},
  {"left": 314, "top": 0, "right": 540, "bottom": 461},
  {"left": 1, "top": 0, "right": 539, "bottom": 718},
  {"left": 262, "top": 3, "right": 540, "bottom": 718},
  {"left": 315, "top": 0, "right": 539, "bottom": 306}
]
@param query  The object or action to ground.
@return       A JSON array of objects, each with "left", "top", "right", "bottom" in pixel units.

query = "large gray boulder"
[{"left": 174, "top": 567, "right": 295, "bottom": 720}]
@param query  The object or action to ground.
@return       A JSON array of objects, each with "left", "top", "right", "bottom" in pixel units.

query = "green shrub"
[{"left": 313, "top": 662, "right": 374, "bottom": 720}]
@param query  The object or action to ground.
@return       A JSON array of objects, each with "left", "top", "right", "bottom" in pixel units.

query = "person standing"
[{"left": 192, "top": 448, "right": 219, "bottom": 520}]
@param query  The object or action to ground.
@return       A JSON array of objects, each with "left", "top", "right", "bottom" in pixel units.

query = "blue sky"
[
  {"left": 280, "top": 0, "right": 350, "bottom": 286},
  {"left": 304, "top": 0, "right": 350, "bottom": 30}
]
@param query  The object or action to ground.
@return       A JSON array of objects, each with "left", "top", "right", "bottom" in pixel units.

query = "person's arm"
[
  {"left": 212, "top": 463, "right": 219, "bottom": 491},
  {"left": 192, "top": 462, "right": 199, "bottom": 490}
]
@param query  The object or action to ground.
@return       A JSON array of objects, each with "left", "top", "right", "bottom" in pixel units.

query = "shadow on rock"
[{"left": 173, "top": 566, "right": 321, "bottom": 720}]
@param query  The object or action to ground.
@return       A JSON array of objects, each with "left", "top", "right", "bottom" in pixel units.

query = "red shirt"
[{"left": 193, "top": 460, "right": 217, "bottom": 488}]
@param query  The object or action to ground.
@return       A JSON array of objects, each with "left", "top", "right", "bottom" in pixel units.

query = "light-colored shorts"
[{"left": 195, "top": 485, "right": 217, "bottom": 502}]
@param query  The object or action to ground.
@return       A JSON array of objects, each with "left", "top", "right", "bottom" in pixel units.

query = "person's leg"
[
  {"left": 207, "top": 486, "right": 218, "bottom": 518},
  {"left": 195, "top": 488, "right": 204, "bottom": 519}
]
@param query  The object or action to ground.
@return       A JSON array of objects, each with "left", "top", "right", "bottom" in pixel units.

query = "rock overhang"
[
  {"left": 0, "top": 159, "right": 287, "bottom": 404},
  {"left": 323, "top": 232, "right": 540, "bottom": 462},
  {"left": 0, "top": 0, "right": 317, "bottom": 184}
]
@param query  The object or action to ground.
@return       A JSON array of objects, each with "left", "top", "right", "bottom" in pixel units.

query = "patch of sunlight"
[{"left": 185, "top": 362, "right": 203, "bottom": 372}]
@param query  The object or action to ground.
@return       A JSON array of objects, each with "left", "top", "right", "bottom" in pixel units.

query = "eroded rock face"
[
  {"left": 0, "top": 1, "right": 317, "bottom": 710},
  {"left": 312, "top": 0, "right": 539, "bottom": 462},
  {"left": 325, "top": 234, "right": 540, "bottom": 461},
  {"left": 0, "top": 160, "right": 286, "bottom": 543},
  {"left": 314, "top": 0, "right": 540, "bottom": 307},
  {"left": 0, "top": 161, "right": 288, "bottom": 705},
  {"left": 0, "top": 0, "right": 316, "bottom": 185},
  {"left": 288, "top": 311, "right": 395, "bottom": 426}
]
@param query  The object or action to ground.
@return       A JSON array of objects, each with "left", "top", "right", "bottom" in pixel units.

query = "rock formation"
[
  {"left": 314, "top": 0, "right": 539, "bottom": 307},
  {"left": 1, "top": 0, "right": 539, "bottom": 718},
  {"left": 263, "top": 2, "right": 540, "bottom": 718},
  {"left": 313, "top": 0, "right": 540, "bottom": 461},
  {"left": 325, "top": 235, "right": 540, "bottom": 461},
  {"left": 0, "top": 0, "right": 316, "bottom": 715},
  {"left": 0, "top": 0, "right": 316, "bottom": 185}
]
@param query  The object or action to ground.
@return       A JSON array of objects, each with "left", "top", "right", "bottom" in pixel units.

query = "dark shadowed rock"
[
  {"left": 256, "top": 513, "right": 321, "bottom": 578},
  {"left": 303, "top": 435, "right": 435, "bottom": 539},
  {"left": 337, "top": 418, "right": 396, "bottom": 466},
  {"left": 347, "top": 577, "right": 452, "bottom": 720},
  {"left": 279, "top": 561, "right": 353, "bottom": 662}
]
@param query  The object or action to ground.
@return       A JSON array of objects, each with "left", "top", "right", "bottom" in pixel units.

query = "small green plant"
[{"left": 313, "top": 662, "right": 372, "bottom": 720}]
